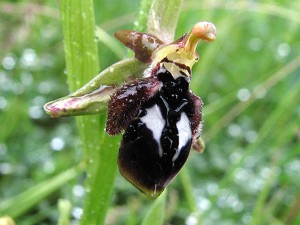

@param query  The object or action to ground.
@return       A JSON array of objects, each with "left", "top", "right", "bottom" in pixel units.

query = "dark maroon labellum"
[
  {"left": 117, "top": 70, "right": 202, "bottom": 198},
  {"left": 106, "top": 21, "right": 216, "bottom": 198}
]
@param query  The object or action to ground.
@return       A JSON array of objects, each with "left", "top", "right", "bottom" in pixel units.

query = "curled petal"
[
  {"left": 115, "top": 30, "right": 164, "bottom": 63},
  {"left": 44, "top": 58, "right": 148, "bottom": 118},
  {"left": 44, "top": 85, "right": 116, "bottom": 118}
]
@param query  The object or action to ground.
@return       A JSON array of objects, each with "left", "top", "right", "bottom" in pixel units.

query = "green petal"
[{"left": 44, "top": 58, "right": 148, "bottom": 117}]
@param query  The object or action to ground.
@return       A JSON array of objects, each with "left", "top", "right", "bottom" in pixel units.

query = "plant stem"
[
  {"left": 147, "top": 0, "right": 183, "bottom": 43},
  {"left": 59, "top": 0, "right": 185, "bottom": 224},
  {"left": 60, "top": 1, "right": 119, "bottom": 225}
]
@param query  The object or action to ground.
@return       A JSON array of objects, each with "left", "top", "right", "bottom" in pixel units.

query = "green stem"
[
  {"left": 147, "top": 0, "right": 183, "bottom": 43},
  {"left": 133, "top": 0, "right": 153, "bottom": 33},
  {"left": 59, "top": 0, "right": 185, "bottom": 224},
  {"left": 60, "top": 1, "right": 119, "bottom": 225},
  {"left": 58, "top": 199, "right": 72, "bottom": 225},
  {"left": 141, "top": 191, "right": 167, "bottom": 225},
  {"left": 179, "top": 167, "right": 197, "bottom": 212}
]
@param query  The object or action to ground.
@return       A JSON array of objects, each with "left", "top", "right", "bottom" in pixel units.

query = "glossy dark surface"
[{"left": 118, "top": 69, "right": 198, "bottom": 197}]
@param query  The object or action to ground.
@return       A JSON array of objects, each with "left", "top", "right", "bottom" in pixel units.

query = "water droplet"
[
  {"left": 33, "top": 96, "right": 46, "bottom": 106},
  {"left": 0, "top": 163, "right": 13, "bottom": 175},
  {"left": 234, "top": 168, "right": 249, "bottom": 184},
  {"left": 72, "top": 207, "right": 83, "bottom": 220},
  {"left": 20, "top": 48, "right": 37, "bottom": 68},
  {"left": 38, "top": 81, "right": 52, "bottom": 94},
  {"left": 73, "top": 185, "right": 85, "bottom": 197},
  {"left": 43, "top": 160, "right": 55, "bottom": 174},
  {"left": 245, "top": 130, "right": 257, "bottom": 143},
  {"left": 50, "top": 137, "right": 65, "bottom": 151},
  {"left": 28, "top": 106, "right": 44, "bottom": 119},
  {"left": 232, "top": 201, "right": 244, "bottom": 213},
  {"left": 217, "top": 189, "right": 230, "bottom": 208},
  {"left": 277, "top": 43, "right": 290, "bottom": 58},
  {"left": 228, "top": 123, "right": 242, "bottom": 137},
  {"left": 229, "top": 152, "right": 242, "bottom": 164},
  {"left": 227, "top": 194, "right": 239, "bottom": 209},
  {"left": 242, "top": 214, "right": 252, "bottom": 224},
  {"left": 248, "top": 177, "right": 264, "bottom": 193},
  {"left": 186, "top": 213, "right": 199, "bottom": 225},
  {"left": 133, "top": 21, "right": 139, "bottom": 27},
  {"left": 237, "top": 88, "right": 251, "bottom": 102},
  {"left": 206, "top": 182, "right": 219, "bottom": 195},
  {"left": 285, "top": 159, "right": 300, "bottom": 177},
  {"left": 197, "top": 197, "right": 211, "bottom": 211},
  {"left": 249, "top": 38, "right": 262, "bottom": 51},
  {"left": 21, "top": 72, "right": 33, "bottom": 86},
  {"left": 0, "top": 97, "right": 8, "bottom": 109},
  {"left": 2, "top": 54, "right": 16, "bottom": 70},
  {"left": 259, "top": 166, "right": 272, "bottom": 179},
  {"left": 0, "top": 144, "right": 7, "bottom": 156}
]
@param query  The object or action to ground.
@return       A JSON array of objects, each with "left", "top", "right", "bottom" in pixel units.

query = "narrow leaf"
[
  {"left": 0, "top": 167, "right": 79, "bottom": 218},
  {"left": 133, "top": 0, "right": 153, "bottom": 33},
  {"left": 95, "top": 27, "right": 125, "bottom": 59},
  {"left": 59, "top": 1, "right": 119, "bottom": 225},
  {"left": 58, "top": 199, "right": 72, "bottom": 225},
  {"left": 141, "top": 190, "right": 167, "bottom": 225},
  {"left": 147, "top": 0, "right": 183, "bottom": 43}
]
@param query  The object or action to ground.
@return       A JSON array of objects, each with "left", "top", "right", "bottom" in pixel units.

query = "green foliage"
[
  {"left": 147, "top": 0, "right": 183, "bottom": 43},
  {"left": 141, "top": 191, "right": 167, "bottom": 225},
  {"left": 0, "top": 0, "right": 299, "bottom": 225},
  {"left": 59, "top": 1, "right": 121, "bottom": 225},
  {"left": 58, "top": 199, "right": 72, "bottom": 225}
]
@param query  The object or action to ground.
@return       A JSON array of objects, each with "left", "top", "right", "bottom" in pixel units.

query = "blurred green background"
[{"left": 0, "top": 0, "right": 299, "bottom": 225}]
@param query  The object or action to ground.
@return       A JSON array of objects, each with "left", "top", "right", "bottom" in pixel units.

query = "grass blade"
[
  {"left": 59, "top": 1, "right": 119, "bottom": 225},
  {"left": 141, "top": 191, "right": 167, "bottom": 225},
  {"left": 58, "top": 199, "right": 72, "bottom": 225},
  {"left": 147, "top": 0, "right": 183, "bottom": 43},
  {"left": 0, "top": 166, "right": 79, "bottom": 218}
]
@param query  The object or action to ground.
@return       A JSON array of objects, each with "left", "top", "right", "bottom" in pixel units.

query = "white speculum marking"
[
  {"left": 140, "top": 104, "right": 165, "bottom": 157},
  {"left": 173, "top": 112, "right": 192, "bottom": 161}
]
